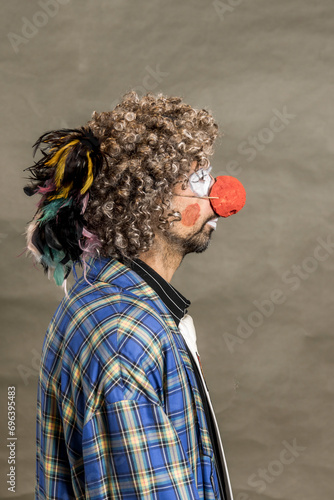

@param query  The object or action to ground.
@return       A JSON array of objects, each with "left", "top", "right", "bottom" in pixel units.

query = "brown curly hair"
[{"left": 84, "top": 90, "right": 219, "bottom": 262}]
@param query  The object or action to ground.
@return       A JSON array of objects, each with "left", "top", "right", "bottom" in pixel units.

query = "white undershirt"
[{"left": 178, "top": 314, "right": 234, "bottom": 500}]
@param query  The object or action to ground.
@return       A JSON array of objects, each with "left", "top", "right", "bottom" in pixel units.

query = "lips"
[{"left": 206, "top": 218, "right": 219, "bottom": 230}]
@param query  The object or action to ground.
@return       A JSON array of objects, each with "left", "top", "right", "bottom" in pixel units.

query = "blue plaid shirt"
[{"left": 36, "top": 257, "right": 229, "bottom": 499}]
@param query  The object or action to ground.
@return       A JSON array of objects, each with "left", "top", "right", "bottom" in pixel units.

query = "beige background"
[{"left": 1, "top": 0, "right": 334, "bottom": 498}]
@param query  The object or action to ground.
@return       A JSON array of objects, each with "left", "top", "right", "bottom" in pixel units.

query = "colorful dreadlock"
[{"left": 24, "top": 127, "right": 105, "bottom": 286}]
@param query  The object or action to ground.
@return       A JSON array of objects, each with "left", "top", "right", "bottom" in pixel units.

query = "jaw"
[
  {"left": 165, "top": 222, "right": 214, "bottom": 256},
  {"left": 138, "top": 220, "right": 215, "bottom": 282}
]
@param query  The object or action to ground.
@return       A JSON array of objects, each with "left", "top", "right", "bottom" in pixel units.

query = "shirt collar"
[{"left": 131, "top": 259, "right": 191, "bottom": 326}]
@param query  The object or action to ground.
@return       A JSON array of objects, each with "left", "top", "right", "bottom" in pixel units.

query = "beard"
[{"left": 166, "top": 218, "right": 215, "bottom": 257}]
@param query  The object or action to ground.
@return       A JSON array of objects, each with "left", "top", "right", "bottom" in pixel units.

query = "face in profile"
[{"left": 165, "top": 161, "right": 218, "bottom": 256}]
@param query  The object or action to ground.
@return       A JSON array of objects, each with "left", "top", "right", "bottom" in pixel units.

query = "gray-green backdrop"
[{"left": 1, "top": 1, "right": 333, "bottom": 499}]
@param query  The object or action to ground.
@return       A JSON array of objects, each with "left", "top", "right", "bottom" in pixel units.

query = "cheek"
[{"left": 181, "top": 203, "right": 201, "bottom": 227}]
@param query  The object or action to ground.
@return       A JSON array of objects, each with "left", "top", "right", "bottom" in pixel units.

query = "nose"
[{"left": 209, "top": 176, "right": 246, "bottom": 218}]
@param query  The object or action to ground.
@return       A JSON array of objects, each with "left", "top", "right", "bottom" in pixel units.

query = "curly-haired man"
[{"left": 25, "top": 91, "right": 238, "bottom": 499}]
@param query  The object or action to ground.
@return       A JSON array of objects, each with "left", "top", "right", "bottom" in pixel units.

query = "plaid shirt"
[{"left": 36, "top": 257, "right": 229, "bottom": 499}]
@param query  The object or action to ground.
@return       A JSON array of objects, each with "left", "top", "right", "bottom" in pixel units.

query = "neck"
[{"left": 138, "top": 235, "right": 183, "bottom": 283}]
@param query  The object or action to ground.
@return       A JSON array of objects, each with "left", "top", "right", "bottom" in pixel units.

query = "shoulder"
[
  {"left": 52, "top": 276, "right": 171, "bottom": 356},
  {"left": 66, "top": 281, "right": 171, "bottom": 406}
]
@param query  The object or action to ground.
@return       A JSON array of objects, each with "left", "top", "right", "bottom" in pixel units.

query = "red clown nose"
[{"left": 209, "top": 176, "right": 246, "bottom": 218}]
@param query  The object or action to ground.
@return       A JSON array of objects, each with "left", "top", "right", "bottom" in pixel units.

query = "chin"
[
  {"left": 166, "top": 224, "right": 214, "bottom": 256},
  {"left": 187, "top": 240, "right": 211, "bottom": 255},
  {"left": 183, "top": 231, "right": 213, "bottom": 255}
]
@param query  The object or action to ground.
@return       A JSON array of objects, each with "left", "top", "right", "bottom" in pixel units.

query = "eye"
[
  {"left": 188, "top": 166, "right": 213, "bottom": 197},
  {"left": 197, "top": 170, "right": 207, "bottom": 182},
  {"left": 190, "top": 168, "right": 208, "bottom": 184}
]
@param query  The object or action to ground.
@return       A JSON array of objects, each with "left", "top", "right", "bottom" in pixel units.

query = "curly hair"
[
  {"left": 24, "top": 90, "right": 219, "bottom": 285},
  {"left": 84, "top": 90, "right": 219, "bottom": 261}
]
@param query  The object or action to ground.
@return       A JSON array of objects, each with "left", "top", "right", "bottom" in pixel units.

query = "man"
[{"left": 25, "top": 91, "right": 237, "bottom": 499}]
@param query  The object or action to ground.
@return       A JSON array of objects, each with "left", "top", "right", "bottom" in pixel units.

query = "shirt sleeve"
[{"left": 82, "top": 399, "right": 200, "bottom": 500}]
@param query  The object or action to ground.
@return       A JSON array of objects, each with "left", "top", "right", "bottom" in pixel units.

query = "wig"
[{"left": 24, "top": 90, "right": 219, "bottom": 285}]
